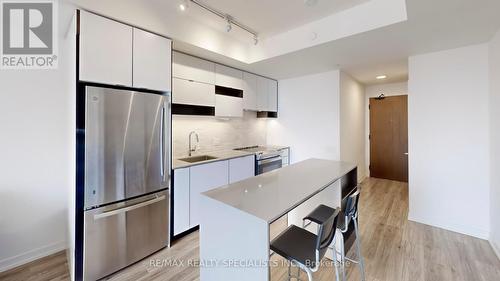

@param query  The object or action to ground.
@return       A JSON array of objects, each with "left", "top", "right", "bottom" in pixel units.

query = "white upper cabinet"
[
  {"left": 243, "top": 72, "right": 258, "bottom": 111},
  {"left": 229, "top": 156, "right": 255, "bottom": 183},
  {"left": 173, "top": 52, "right": 215, "bottom": 84},
  {"left": 132, "top": 28, "right": 171, "bottom": 92},
  {"left": 268, "top": 79, "right": 278, "bottom": 112},
  {"left": 79, "top": 11, "right": 133, "bottom": 86},
  {"left": 173, "top": 78, "right": 215, "bottom": 106},
  {"left": 215, "top": 64, "right": 243, "bottom": 90},
  {"left": 256, "top": 76, "right": 278, "bottom": 112},
  {"left": 215, "top": 95, "right": 243, "bottom": 117},
  {"left": 257, "top": 76, "right": 269, "bottom": 111},
  {"left": 79, "top": 11, "right": 172, "bottom": 91}
]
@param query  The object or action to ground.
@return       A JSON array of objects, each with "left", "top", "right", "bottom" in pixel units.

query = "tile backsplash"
[{"left": 172, "top": 111, "right": 267, "bottom": 158}]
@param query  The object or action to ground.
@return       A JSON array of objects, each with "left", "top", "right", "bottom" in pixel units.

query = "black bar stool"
[
  {"left": 270, "top": 205, "right": 341, "bottom": 281},
  {"left": 303, "top": 189, "right": 365, "bottom": 281}
]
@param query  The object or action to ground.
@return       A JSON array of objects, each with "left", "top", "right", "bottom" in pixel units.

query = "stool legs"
[
  {"left": 288, "top": 260, "right": 292, "bottom": 281},
  {"left": 353, "top": 218, "right": 365, "bottom": 281},
  {"left": 289, "top": 261, "right": 310, "bottom": 281},
  {"left": 339, "top": 233, "right": 346, "bottom": 281},
  {"left": 332, "top": 242, "right": 341, "bottom": 281}
]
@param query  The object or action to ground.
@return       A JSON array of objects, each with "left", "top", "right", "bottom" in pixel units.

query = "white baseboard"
[
  {"left": 408, "top": 213, "right": 489, "bottom": 240},
  {"left": 0, "top": 241, "right": 67, "bottom": 273},
  {"left": 490, "top": 239, "right": 500, "bottom": 261}
]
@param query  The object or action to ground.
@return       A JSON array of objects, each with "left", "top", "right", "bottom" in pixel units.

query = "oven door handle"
[{"left": 259, "top": 156, "right": 282, "bottom": 165}]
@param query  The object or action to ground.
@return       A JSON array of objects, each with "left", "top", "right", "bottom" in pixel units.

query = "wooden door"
[{"left": 369, "top": 95, "right": 408, "bottom": 182}]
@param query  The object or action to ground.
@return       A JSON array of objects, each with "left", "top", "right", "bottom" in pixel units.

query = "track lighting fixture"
[{"left": 183, "top": 0, "right": 258, "bottom": 45}]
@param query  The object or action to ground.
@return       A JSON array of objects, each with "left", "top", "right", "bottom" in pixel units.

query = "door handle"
[
  {"left": 404, "top": 152, "right": 409, "bottom": 155},
  {"left": 160, "top": 106, "right": 165, "bottom": 178},
  {"left": 94, "top": 195, "right": 166, "bottom": 220}
]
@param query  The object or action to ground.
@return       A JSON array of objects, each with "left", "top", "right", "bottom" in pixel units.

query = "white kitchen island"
[{"left": 200, "top": 158, "right": 357, "bottom": 281}]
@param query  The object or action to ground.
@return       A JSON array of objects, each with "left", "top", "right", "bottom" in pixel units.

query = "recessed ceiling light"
[
  {"left": 179, "top": 0, "right": 189, "bottom": 11},
  {"left": 376, "top": 75, "right": 387, "bottom": 80},
  {"left": 304, "top": 0, "right": 319, "bottom": 7}
]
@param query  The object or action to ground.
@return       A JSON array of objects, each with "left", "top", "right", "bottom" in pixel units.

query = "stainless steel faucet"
[{"left": 188, "top": 131, "right": 199, "bottom": 156}]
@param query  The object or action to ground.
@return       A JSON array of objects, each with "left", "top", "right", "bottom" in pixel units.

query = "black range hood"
[{"left": 257, "top": 111, "right": 278, "bottom": 118}]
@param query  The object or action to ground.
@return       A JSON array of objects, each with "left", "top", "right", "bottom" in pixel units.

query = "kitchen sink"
[{"left": 178, "top": 155, "right": 218, "bottom": 163}]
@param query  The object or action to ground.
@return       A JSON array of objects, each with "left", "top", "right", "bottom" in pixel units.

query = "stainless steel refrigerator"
[{"left": 82, "top": 85, "right": 170, "bottom": 281}]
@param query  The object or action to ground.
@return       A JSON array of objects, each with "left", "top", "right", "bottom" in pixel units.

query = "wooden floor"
[{"left": 1, "top": 178, "right": 499, "bottom": 281}]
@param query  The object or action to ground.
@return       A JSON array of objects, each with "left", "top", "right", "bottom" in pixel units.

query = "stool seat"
[{"left": 270, "top": 225, "right": 318, "bottom": 266}]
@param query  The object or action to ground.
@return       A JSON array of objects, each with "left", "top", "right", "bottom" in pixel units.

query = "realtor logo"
[{"left": 1, "top": 0, "right": 58, "bottom": 69}]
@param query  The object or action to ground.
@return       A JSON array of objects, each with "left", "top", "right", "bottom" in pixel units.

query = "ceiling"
[
  {"left": 193, "top": 0, "right": 370, "bottom": 38},
  {"left": 174, "top": 0, "right": 500, "bottom": 85},
  {"left": 73, "top": 0, "right": 500, "bottom": 85}
]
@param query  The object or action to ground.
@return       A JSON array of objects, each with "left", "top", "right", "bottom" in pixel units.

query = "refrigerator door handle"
[
  {"left": 163, "top": 97, "right": 171, "bottom": 183},
  {"left": 160, "top": 105, "right": 165, "bottom": 178},
  {"left": 93, "top": 195, "right": 166, "bottom": 220}
]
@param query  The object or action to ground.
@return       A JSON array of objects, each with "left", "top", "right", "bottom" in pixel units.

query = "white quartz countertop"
[
  {"left": 172, "top": 150, "right": 255, "bottom": 169},
  {"left": 202, "top": 158, "right": 356, "bottom": 223}
]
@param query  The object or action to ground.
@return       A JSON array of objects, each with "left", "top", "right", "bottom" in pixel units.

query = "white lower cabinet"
[
  {"left": 229, "top": 155, "right": 255, "bottom": 183},
  {"left": 173, "top": 168, "right": 190, "bottom": 236},
  {"left": 173, "top": 156, "right": 256, "bottom": 235},
  {"left": 189, "top": 161, "right": 229, "bottom": 228},
  {"left": 279, "top": 148, "right": 290, "bottom": 166}
]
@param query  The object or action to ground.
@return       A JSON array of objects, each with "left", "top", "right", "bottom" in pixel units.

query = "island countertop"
[{"left": 202, "top": 158, "right": 356, "bottom": 223}]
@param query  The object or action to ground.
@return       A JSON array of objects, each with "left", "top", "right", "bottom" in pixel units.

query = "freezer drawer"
[{"left": 83, "top": 191, "right": 169, "bottom": 281}]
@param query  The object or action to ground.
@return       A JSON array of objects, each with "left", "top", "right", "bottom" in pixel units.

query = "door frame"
[{"left": 367, "top": 94, "right": 409, "bottom": 182}]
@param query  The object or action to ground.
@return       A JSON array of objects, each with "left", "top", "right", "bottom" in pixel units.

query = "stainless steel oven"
[{"left": 256, "top": 154, "right": 282, "bottom": 175}]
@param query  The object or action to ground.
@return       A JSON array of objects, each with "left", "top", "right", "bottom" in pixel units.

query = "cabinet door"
[
  {"left": 229, "top": 155, "right": 255, "bottom": 183},
  {"left": 243, "top": 72, "right": 258, "bottom": 111},
  {"left": 173, "top": 78, "right": 215, "bottom": 106},
  {"left": 173, "top": 52, "right": 215, "bottom": 84},
  {"left": 173, "top": 168, "right": 190, "bottom": 236},
  {"left": 133, "top": 28, "right": 172, "bottom": 92},
  {"left": 215, "top": 95, "right": 243, "bottom": 117},
  {"left": 215, "top": 64, "right": 243, "bottom": 90},
  {"left": 79, "top": 11, "right": 132, "bottom": 86},
  {"left": 279, "top": 148, "right": 289, "bottom": 166},
  {"left": 257, "top": 76, "right": 269, "bottom": 111},
  {"left": 189, "top": 161, "right": 229, "bottom": 227},
  {"left": 268, "top": 79, "right": 278, "bottom": 112}
]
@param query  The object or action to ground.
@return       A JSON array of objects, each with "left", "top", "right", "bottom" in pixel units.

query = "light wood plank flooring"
[{"left": 1, "top": 178, "right": 499, "bottom": 281}]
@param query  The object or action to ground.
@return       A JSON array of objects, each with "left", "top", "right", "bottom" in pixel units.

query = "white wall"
[
  {"left": 340, "top": 72, "right": 366, "bottom": 181},
  {"left": 408, "top": 44, "right": 490, "bottom": 239},
  {"left": 489, "top": 30, "right": 500, "bottom": 257},
  {"left": 267, "top": 70, "right": 341, "bottom": 163},
  {"left": 0, "top": 2, "right": 76, "bottom": 272},
  {"left": 364, "top": 82, "right": 408, "bottom": 178}
]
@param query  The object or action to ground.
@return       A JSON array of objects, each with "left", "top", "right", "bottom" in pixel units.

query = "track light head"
[{"left": 225, "top": 16, "right": 232, "bottom": 32}]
